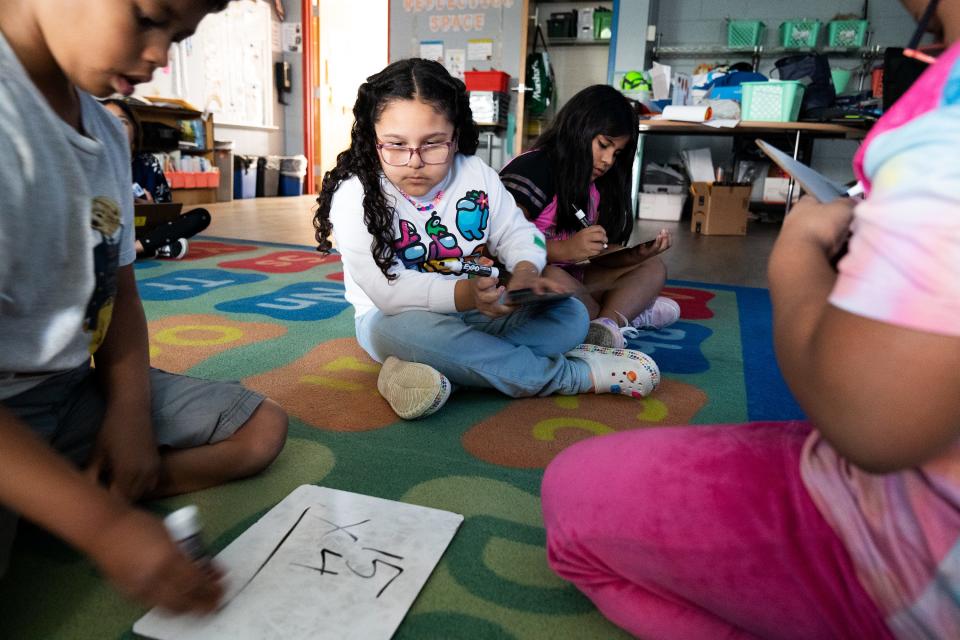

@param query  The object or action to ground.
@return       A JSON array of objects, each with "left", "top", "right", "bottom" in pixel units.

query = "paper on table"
[
  {"left": 134, "top": 486, "right": 463, "bottom": 640},
  {"left": 703, "top": 119, "right": 740, "bottom": 128},
  {"left": 662, "top": 105, "right": 713, "bottom": 122}
]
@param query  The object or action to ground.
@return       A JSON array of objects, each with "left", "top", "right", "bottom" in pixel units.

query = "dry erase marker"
[
  {"left": 572, "top": 205, "right": 606, "bottom": 249},
  {"left": 845, "top": 182, "right": 865, "bottom": 198},
  {"left": 573, "top": 206, "right": 591, "bottom": 229},
  {"left": 164, "top": 505, "right": 209, "bottom": 564},
  {"left": 441, "top": 259, "right": 500, "bottom": 279}
]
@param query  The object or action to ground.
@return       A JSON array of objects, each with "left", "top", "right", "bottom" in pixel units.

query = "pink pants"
[{"left": 541, "top": 421, "right": 894, "bottom": 639}]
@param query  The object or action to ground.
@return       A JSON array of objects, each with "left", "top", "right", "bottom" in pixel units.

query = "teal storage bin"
[
  {"left": 727, "top": 20, "right": 764, "bottom": 47},
  {"left": 741, "top": 81, "right": 805, "bottom": 122},
  {"left": 828, "top": 20, "right": 868, "bottom": 47},
  {"left": 780, "top": 20, "right": 821, "bottom": 48}
]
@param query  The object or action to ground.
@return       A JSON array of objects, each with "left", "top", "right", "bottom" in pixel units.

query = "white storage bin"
[{"left": 638, "top": 192, "right": 686, "bottom": 221}]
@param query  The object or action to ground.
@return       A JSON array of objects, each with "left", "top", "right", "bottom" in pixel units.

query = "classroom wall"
[
  {"left": 282, "top": 0, "right": 306, "bottom": 159},
  {"left": 388, "top": 0, "right": 526, "bottom": 170},
  {"left": 608, "top": 0, "right": 658, "bottom": 88},
  {"left": 215, "top": 1, "right": 287, "bottom": 157},
  {"left": 134, "top": 0, "right": 290, "bottom": 158},
  {"left": 645, "top": 0, "right": 916, "bottom": 183}
]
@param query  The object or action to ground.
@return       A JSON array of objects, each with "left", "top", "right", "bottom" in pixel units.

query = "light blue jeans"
[{"left": 355, "top": 297, "right": 593, "bottom": 398}]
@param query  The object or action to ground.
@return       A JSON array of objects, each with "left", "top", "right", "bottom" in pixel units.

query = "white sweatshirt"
[{"left": 330, "top": 154, "right": 547, "bottom": 318}]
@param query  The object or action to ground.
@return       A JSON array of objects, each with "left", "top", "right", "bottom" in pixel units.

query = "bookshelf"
[{"left": 129, "top": 103, "right": 218, "bottom": 206}]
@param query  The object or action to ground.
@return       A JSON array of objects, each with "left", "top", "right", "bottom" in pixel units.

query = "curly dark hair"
[
  {"left": 314, "top": 58, "right": 479, "bottom": 280},
  {"left": 532, "top": 84, "right": 638, "bottom": 245}
]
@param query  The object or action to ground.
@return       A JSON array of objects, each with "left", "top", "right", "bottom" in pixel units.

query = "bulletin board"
[
  {"left": 388, "top": 0, "right": 524, "bottom": 79},
  {"left": 137, "top": 0, "right": 274, "bottom": 128}
]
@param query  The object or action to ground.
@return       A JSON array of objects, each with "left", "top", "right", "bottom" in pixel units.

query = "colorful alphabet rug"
[{"left": 0, "top": 238, "right": 803, "bottom": 640}]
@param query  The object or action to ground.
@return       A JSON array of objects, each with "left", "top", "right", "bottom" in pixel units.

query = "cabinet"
[
  {"left": 523, "top": 0, "right": 616, "bottom": 151},
  {"left": 129, "top": 103, "right": 218, "bottom": 206}
]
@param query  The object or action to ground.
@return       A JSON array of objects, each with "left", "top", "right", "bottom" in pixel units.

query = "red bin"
[{"left": 464, "top": 70, "right": 510, "bottom": 93}]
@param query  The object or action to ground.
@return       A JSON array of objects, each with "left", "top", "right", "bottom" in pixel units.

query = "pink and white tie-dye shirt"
[{"left": 801, "top": 42, "right": 960, "bottom": 638}]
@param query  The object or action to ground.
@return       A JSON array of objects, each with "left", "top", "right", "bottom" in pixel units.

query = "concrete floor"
[{"left": 204, "top": 195, "right": 779, "bottom": 288}]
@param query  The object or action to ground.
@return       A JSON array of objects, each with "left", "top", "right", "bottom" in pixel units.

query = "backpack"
[
  {"left": 526, "top": 26, "right": 555, "bottom": 117},
  {"left": 773, "top": 54, "right": 837, "bottom": 117}
]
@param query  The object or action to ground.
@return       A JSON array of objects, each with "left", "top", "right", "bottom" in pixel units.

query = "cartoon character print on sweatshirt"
[
  {"left": 392, "top": 219, "right": 428, "bottom": 269},
  {"left": 455, "top": 190, "right": 489, "bottom": 241},
  {"left": 425, "top": 214, "right": 464, "bottom": 263}
]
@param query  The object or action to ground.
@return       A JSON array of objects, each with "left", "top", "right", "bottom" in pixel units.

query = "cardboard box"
[
  {"left": 638, "top": 192, "right": 686, "bottom": 221},
  {"left": 689, "top": 182, "right": 751, "bottom": 236}
]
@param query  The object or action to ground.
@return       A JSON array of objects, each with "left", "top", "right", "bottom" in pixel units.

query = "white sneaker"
[
  {"left": 156, "top": 238, "right": 189, "bottom": 260},
  {"left": 630, "top": 296, "right": 680, "bottom": 330},
  {"left": 566, "top": 344, "right": 660, "bottom": 398},
  {"left": 584, "top": 317, "right": 627, "bottom": 349},
  {"left": 377, "top": 356, "right": 451, "bottom": 420}
]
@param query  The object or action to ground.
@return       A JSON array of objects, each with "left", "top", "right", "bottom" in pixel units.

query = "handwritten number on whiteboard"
[
  {"left": 317, "top": 517, "right": 371, "bottom": 543},
  {"left": 291, "top": 548, "right": 343, "bottom": 575},
  {"left": 345, "top": 558, "right": 405, "bottom": 598}
]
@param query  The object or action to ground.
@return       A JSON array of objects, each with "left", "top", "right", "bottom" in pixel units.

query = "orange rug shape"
[
  {"left": 243, "top": 337, "right": 399, "bottom": 431},
  {"left": 462, "top": 379, "right": 708, "bottom": 469},
  {"left": 148, "top": 314, "right": 287, "bottom": 373}
]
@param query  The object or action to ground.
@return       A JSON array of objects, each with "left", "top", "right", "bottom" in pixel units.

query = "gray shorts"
[{"left": 0, "top": 362, "right": 264, "bottom": 575}]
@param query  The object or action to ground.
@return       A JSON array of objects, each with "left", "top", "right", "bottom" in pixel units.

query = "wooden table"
[{"left": 632, "top": 118, "right": 870, "bottom": 215}]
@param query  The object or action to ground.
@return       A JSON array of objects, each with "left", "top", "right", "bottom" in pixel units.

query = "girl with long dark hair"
[
  {"left": 501, "top": 85, "right": 678, "bottom": 350},
  {"left": 314, "top": 60, "right": 660, "bottom": 420}
]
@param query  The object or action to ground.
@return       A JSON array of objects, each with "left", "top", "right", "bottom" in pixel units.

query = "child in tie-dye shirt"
[{"left": 541, "top": 1, "right": 960, "bottom": 637}]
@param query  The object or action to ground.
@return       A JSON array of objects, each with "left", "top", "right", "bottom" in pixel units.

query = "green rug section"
[{"left": 0, "top": 238, "right": 765, "bottom": 639}]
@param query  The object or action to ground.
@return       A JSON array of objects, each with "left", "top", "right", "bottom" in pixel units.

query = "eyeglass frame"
[{"left": 375, "top": 140, "right": 456, "bottom": 166}]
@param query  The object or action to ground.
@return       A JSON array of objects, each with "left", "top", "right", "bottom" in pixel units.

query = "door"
[{"left": 314, "top": 0, "right": 389, "bottom": 183}]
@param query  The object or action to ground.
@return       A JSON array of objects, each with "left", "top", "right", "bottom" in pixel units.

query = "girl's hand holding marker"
[{"left": 568, "top": 206, "right": 608, "bottom": 261}]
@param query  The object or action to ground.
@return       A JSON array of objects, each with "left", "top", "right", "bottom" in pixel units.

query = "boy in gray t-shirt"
[{"left": 0, "top": 0, "right": 288, "bottom": 614}]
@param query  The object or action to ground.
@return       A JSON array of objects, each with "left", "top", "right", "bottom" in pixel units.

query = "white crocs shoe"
[
  {"left": 566, "top": 344, "right": 660, "bottom": 398},
  {"left": 377, "top": 356, "right": 452, "bottom": 420},
  {"left": 631, "top": 296, "right": 681, "bottom": 330},
  {"left": 584, "top": 317, "right": 627, "bottom": 349}
]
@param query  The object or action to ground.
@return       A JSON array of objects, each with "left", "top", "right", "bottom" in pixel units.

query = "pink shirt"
[{"left": 801, "top": 42, "right": 960, "bottom": 637}]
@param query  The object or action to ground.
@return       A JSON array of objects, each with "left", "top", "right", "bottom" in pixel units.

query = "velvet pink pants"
[{"left": 541, "top": 421, "right": 894, "bottom": 639}]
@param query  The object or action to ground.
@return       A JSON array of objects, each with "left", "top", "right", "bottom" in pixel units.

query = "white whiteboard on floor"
[
  {"left": 136, "top": 0, "right": 273, "bottom": 128},
  {"left": 133, "top": 485, "right": 463, "bottom": 640}
]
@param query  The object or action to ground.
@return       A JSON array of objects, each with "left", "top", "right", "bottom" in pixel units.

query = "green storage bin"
[
  {"left": 727, "top": 20, "right": 765, "bottom": 47},
  {"left": 828, "top": 20, "right": 868, "bottom": 47},
  {"left": 741, "top": 81, "right": 805, "bottom": 122},
  {"left": 593, "top": 9, "right": 613, "bottom": 40},
  {"left": 779, "top": 20, "right": 821, "bottom": 48}
]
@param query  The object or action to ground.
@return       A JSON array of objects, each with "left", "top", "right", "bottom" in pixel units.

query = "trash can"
[
  {"left": 233, "top": 154, "right": 257, "bottom": 199},
  {"left": 214, "top": 140, "right": 234, "bottom": 201},
  {"left": 255, "top": 156, "right": 266, "bottom": 197},
  {"left": 278, "top": 155, "right": 308, "bottom": 196},
  {"left": 257, "top": 156, "right": 281, "bottom": 197}
]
